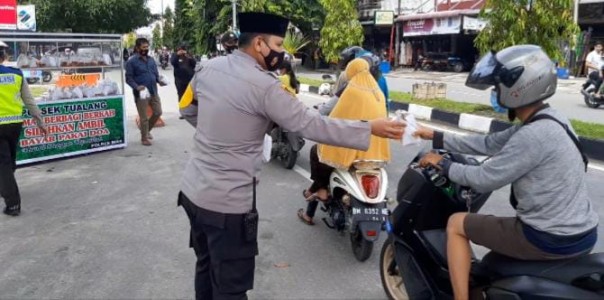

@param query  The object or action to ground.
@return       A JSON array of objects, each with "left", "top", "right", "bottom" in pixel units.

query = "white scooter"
[{"left": 321, "top": 160, "right": 389, "bottom": 262}]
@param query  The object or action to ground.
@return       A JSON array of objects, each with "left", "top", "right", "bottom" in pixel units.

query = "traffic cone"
[{"left": 136, "top": 104, "right": 165, "bottom": 129}]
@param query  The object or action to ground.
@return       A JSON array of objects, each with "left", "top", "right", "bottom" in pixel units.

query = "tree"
[
  {"left": 163, "top": 6, "right": 175, "bottom": 49},
  {"left": 18, "top": 0, "right": 152, "bottom": 33},
  {"left": 152, "top": 24, "right": 163, "bottom": 48},
  {"left": 173, "top": 0, "right": 194, "bottom": 48},
  {"left": 475, "top": 0, "right": 578, "bottom": 63},
  {"left": 124, "top": 32, "right": 137, "bottom": 49},
  {"left": 318, "top": 0, "right": 364, "bottom": 64}
]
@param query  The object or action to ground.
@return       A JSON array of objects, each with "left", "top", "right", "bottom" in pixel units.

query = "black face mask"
[
  {"left": 508, "top": 109, "right": 517, "bottom": 122},
  {"left": 140, "top": 49, "right": 149, "bottom": 56},
  {"left": 261, "top": 40, "right": 284, "bottom": 72}
]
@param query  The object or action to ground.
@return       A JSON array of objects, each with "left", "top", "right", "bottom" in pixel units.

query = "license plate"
[
  {"left": 23, "top": 70, "right": 42, "bottom": 78},
  {"left": 352, "top": 207, "right": 388, "bottom": 222}
]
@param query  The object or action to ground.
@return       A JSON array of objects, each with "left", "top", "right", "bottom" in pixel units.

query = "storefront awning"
[{"left": 396, "top": 9, "right": 481, "bottom": 22}]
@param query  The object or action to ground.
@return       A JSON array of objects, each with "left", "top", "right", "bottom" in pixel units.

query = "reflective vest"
[{"left": 0, "top": 66, "right": 24, "bottom": 125}]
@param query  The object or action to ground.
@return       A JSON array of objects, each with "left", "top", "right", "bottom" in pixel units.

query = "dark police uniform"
[{"left": 179, "top": 13, "right": 374, "bottom": 299}]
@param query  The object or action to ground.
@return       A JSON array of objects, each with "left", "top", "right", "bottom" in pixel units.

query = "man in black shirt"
[{"left": 171, "top": 44, "right": 197, "bottom": 112}]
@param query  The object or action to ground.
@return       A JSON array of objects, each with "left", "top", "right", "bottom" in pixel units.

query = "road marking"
[{"left": 293, "top": 165, "right": 312, "bottom": 182}]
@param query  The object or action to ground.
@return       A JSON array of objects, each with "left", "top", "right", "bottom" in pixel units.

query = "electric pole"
[{"left": 232, "top": 0, "right": 237, "bottom": 31}]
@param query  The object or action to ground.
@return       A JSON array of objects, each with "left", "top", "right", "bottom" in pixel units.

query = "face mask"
[
  {"left": 261, "top": 40, "right": 285, "bottom": 72},
  {"left": 490, "top": 89, "right": 507, "bottom": 113},
  {"left": 140, "top": 49, "right": 149, "bottom": 56}
]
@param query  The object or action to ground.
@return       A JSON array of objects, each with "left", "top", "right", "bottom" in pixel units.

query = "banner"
[
  {"left": 17, "top": 97, "right": 126, "bottom": 165},
  {"left": 16, "top": 5, "right": 35, "bottom": 31},
  {"left": 463, "top": 16, "right": 487, "bottom": 31},
  {"left": 57, "top": 73, "right": 101, "bottom": 88},
  {"left": 0, "top": 0, "right": 16, "bottom": 30},
  {"left": 375, "top": 10, "right": 394, "bottom": 26},
  {"left": 403, "top": 16, "right": 461, "bottom": 37}
]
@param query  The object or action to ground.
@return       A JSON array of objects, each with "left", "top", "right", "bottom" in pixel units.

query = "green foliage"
[
  {"left": 475, "top": 0, "right": 579, "bottom": 62},
  {"left": 283, "top": 28, "right": 310, "bottom": 55},
  {"left": 173, "top": 0, "right": 324, "bottom": 55},
  {"left": 17, "top": 0, "right": 152, "bottom": 33},
  {"left": 152, "top": 24, "right": 163, "bottom": 48},
  {"left": 162, "top": 6, "right": 175, "bottom": 49},
  {"left": 318, "top": 0, "right": 364, "bottom": 64},
  {"left": 124, "top": 32, "right": 137, "bottom": 49}
]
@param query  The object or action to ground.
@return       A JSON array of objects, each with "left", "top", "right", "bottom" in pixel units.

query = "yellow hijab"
[{"left": 318, "top": 58, "right": 390, "bottom": 169}]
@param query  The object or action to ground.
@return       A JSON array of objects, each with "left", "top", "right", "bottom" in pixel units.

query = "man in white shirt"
[{"left": 586, "top": 42, "right": 603, "bottom": 75}]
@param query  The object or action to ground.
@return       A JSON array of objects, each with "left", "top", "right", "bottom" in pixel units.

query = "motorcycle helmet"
[
  {"left": 220, "top": 31, "right": 239, "bottom": 53},
  {"left": 466, "top": 45, "right": 557, "bottom": 109},
  {"left": 339, "top": 46, "right": 365, "bottom": 69}
]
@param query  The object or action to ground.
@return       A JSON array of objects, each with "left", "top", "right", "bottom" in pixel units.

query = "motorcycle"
[
  {"left": 580, "top": 72, "right": 604, "bottom": 108},
  {"left": 380, "top": 151, "right": 604, "bottom": 299},
  {"left": 160, "top": 54, "right": 170, "bottom": 70},
  {"left": 320, "top": 160, "right": 389, "bottom": 262},
  {"left": 270, "top": 126, "right": 305, "bottom": 169},
  {"left": 25, "top": 71, "right": 52, "bottom": 85}
]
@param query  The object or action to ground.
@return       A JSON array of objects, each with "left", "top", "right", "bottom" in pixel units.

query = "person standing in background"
[
  {"left": 125, "top": 38, "right": 166, "bottom": 146},
  {"left": 171, "top": 44, "right": 196, "bottom": 119}
]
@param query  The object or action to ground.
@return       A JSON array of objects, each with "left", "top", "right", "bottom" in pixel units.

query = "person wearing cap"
[
  {"left": 0, "top": 40, "right": 47, "bottom": 216},
  {"left": 171, "top": 43, "right": 197, "bottom": 119},
  {"left": 178, "top": 12, "right": 405, "bottom": 299}
]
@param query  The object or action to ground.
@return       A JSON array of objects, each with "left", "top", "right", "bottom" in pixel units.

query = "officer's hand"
[
  {"left": 370, "top": 118, "right": 406, "bottom": 140},
  {"left": 413, "top": 126, "right": 435, "bottom": 140},
  {"left": 137, "top": 86, "right": 146, "bottom": 91},
  {"left": 419, "top": 152, "right": 444, "bottom": 169}
]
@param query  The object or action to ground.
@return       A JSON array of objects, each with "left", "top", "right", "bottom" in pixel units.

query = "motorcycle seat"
[{"left": 479, "top": 252, "right": 604, "bottom": 289}]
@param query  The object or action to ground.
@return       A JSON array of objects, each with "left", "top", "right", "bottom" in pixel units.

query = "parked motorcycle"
[
  {"left": 380, "top": 151, "right": 604, "bottom": 299},
  {"left": 580, "top": 72, "right": 604, "bottom": 108},
  {"left": 270, "top": 126, "right": 305, "bottom": 169},
  {"left": 421, "top": 53, "right": 471, "bottom": 73},
  {"left": 25, "top": 71, "right": 52, "bottom": 84},
  {"left": 320, "top": 160, "right": 389, "bottom": 262}
]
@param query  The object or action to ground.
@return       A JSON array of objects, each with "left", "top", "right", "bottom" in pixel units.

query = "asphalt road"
[
  {"left": 299, "top": 70, "right": 604, "bottom": 124},
  {"left": 1, "top": 70, "right": 603, "bottom": 299}
]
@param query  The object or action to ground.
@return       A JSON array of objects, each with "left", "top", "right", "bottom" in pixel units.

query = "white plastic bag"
[
  {"left": 262, "top": 134, "right": 272, "bottom": 163},
  {"left": 16, "top": 54, "right": 29, "bottom": 68},
  {"left": 102, "top": 54, "right": 112, "bottom": 66},
  {"left": 394, "top": 110, "right": 422, "bottom": 147},
  {"left": 72, "top": 86, "right": 84, "bottom": 99},
  {"left": 51, "top": 88, "right": 64, "bottom": 101},
  {"left": 139, "top": 87, "right": 150, "bottom": 100}
]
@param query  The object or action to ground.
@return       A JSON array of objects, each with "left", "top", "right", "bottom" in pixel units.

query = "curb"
[{"left": 300, "top": 84, "right": 604, "bottom": 161}]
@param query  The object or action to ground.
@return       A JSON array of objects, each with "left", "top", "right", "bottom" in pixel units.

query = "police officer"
[
  {"left": 0, "top": 40, "right": 46, "bottom": 216},
  {"left": 178, "top": 12, "right": 405, "bottom": 299}
]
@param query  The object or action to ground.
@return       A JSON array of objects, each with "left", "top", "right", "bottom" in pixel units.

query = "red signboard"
[
  {"left": 403, "top": 19, "right": 435, "bottom": 37},
  {"left": 0, "top": 0, "right": 17, "bottom": 30}
]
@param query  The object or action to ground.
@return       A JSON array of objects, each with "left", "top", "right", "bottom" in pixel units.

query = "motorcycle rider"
[
  {"left": 414, "top": 45, "right": 599, "bottom": 300},
  {"left": 585, "top": 41, "right": 603, "bottom": 75},
  {"left": 318, "top": 46, "right": 390, "bottom": 115}
]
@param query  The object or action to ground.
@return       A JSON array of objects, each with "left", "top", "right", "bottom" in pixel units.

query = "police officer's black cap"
[{"left": 238, "top": 12, "right": 289, "bottom": 38}]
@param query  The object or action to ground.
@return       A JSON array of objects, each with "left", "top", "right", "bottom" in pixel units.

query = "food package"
[
  {"left": 16, "top": 54, "right": 30, "bottom": 68},
  {"left": 29, "top": 57, "right": 40, "bottom": 68},
  {"left": 393, "top": 110, "right": 421, "bottom": 147},
  {"left": 72, "top": 86, "right": 84, "bottom": 99},
  {"left": 102, "top": 54, "right": 112, "bottom": 66},
  {"left": 51, "top": 88, "right": 64, "bottom": 101},
  {"left": 62, "top": 87, "right": 73, "bottom": 99}
]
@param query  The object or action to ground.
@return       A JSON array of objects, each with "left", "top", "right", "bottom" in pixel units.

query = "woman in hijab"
[{"left": 298, "top": 58, "right": 391, "bottom": 225}]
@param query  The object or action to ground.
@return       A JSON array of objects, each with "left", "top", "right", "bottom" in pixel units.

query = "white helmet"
[
  {"left": 0, "top": 40, "right": 7, "bottom": 48},
  {"left": 466, "top": 45, "right": 557, "bottom": 109}
]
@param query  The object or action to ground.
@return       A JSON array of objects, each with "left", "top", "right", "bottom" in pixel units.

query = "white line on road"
[{"left": 299, "top": 93, "right": 604, "bottom": 173}]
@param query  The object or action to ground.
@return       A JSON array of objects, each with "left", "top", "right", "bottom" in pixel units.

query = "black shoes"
[{"left": 3, "top": 206, "right": 20, "bottom": 216}]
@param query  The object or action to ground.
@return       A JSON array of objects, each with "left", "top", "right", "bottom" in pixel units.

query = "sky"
[{"left": 147, "top": 0, "right": 176, "bottom": 15}]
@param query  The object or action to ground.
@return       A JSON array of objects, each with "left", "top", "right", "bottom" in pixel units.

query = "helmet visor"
[{"left": 466, "top": 52, "right": 500, "bottom": 90}]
